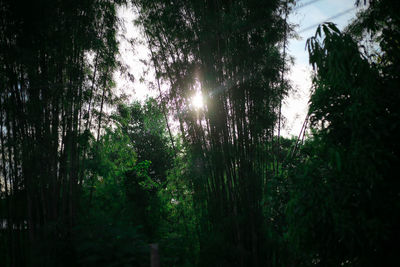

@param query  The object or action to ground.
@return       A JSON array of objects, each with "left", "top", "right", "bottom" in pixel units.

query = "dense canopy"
[{"left": 0, "top": 0, "right": 399, "bottom": 266}]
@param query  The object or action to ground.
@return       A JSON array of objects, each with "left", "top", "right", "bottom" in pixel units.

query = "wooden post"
[{"left": 150, "top": 243, "right": 160, "bottom": 267}]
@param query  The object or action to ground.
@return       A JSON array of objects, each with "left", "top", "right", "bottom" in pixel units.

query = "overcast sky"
[{"left": 115, "top": 0, "right": 362, "bottom": 137}]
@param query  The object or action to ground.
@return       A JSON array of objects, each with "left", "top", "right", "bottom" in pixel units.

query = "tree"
[
  {"left": 0, "top": 0, "right": 122, "bottom": 265},
  {"left": 133, "top": 0, "right": 295, "bottom": 265},
  {"left": 113, "top": 99, "right": 174, "bottom": 186},
  {"left": 73, "top": 98, "right": 179, "bottom": 266},
  {"left": 75, "top": 126, "right": 149, "bottom": 267},
  {"left": 286, "top": 4, "right": 400, "bottom": 263}
]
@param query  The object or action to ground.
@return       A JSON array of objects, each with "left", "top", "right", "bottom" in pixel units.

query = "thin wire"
[
  {"left": 206, "top": 8, "right": 358, "bottom": 99},
  {"left": 225, "top": 0, "right": 323, "bottom": 39},
  {"left": 294, "top": 0, "right": 325, "bottom": 11},
  {"left": 298, "top": 7, "right": 357, "bottom": 33}
]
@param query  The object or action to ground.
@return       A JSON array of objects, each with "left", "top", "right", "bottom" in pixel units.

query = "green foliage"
[
  {"left": 114, "top": 99, "right": 174, "bottom": 185},
  {"left": 73, "top": 98, "right": 179, "bottom": 266},
  {"left": 74, "top": 218, "right": 148, "bottom": 267},
  {"left": 2, "top": 0, "right": 399, "bottom": 266},
  {"left": 286, "top": 8, "right": 400, "bottom": 265},
  {"left": 157, "top": 150, "right": 200, "bottom": 266},
  {"left": 134, "top": 0, "right": 295, "bottom": 265},
  {"left": 0, "top": 0, "right": 123, "bottom": 264},
  {"left": 74, "top": 126, "right": 150, "bottom": 266}
]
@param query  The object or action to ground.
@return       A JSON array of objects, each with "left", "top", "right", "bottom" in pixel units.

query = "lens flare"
[{"left": 192, "top": 92, "right": 203, "bottom": 109}]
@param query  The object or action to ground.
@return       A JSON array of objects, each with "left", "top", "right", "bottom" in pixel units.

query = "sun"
[{"left": 192, "top": 91, "right": 204, "bottom": 109}]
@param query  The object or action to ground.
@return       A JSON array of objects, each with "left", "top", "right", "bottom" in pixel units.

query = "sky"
[
  {"left": 282, "top": 0, "right": 361, "bottom": 137},
  {"left": 115, "top": 0, "right": 362, "bottom": 137}
]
